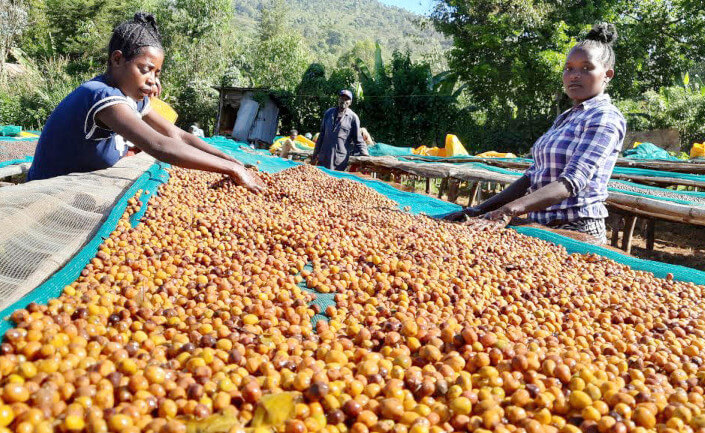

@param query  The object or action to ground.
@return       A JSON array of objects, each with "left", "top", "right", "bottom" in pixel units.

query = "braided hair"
[
  {"left": 573, "top": 23, "right": 618, "bottom": 69},
  {"left": 108, "top": 12, "right": 162, "bottom": 66}
]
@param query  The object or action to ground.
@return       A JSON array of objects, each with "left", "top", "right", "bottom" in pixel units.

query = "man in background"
[{"left": 311, "top": 90, "right": 368, "bottom": 170}]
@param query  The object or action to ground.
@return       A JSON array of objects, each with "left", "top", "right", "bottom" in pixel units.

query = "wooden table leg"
[
  {"left": 645, "top": 219, "right": 656, "bottom": 251},
  {"left": 438, "top": 178, "right": 447, "bottom": 199},
  {"left": 468, "top": 182, "right": 482, "bottom": 207},
  {"left": 610, "top": 214, "right": 622, "bottom": 247},
  {"left": 425, "top": 178, "right": 431, "bottom": 194},
  {"left": 621, "top": 215, "right": 637, "bottom": 254},
  {"left": 447, "top": 179, "right": 460, "bottom": 203}
]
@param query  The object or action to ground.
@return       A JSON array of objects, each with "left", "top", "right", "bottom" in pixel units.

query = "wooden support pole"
[
  {"left": 621, "top": 215, "right": 638, "bottom": 254},
  {"left": 468, "top": 182, "right": 482, "bottom": 207},
  {"left": 610, "top": 214, "right": 622, "bottom": 248},
  {"left": 439, "top": 178, "right": 447, "bottom": 199},
  {"left": 425, "top": 178, "right": 431, "bottom": 194},
  {"left": 645, "top": 219, "right": 656, "bottom": 251},
  {"left": 447, "top": 179, "right": 460, "bottom": 203}
]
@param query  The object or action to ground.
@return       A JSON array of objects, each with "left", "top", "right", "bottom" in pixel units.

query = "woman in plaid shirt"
[{"left": 446, "top": 23, "right": 626, "bottom": 244}]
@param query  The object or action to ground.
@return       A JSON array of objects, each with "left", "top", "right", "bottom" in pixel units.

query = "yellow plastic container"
[
  {"left": 150, "top": 97, "right": 178, "bottom": 124},
  {"left": 444, "top": 134, "right": 469, "bottom": 156},
  {"left": 270, "top": 135, "right": 316, "bottom": 154},
  {"left": 410, "top": 134, "right": 469, "bottom": 157},
  {"left": 475, "top": 151, "right": 518, "bottom": 158}
]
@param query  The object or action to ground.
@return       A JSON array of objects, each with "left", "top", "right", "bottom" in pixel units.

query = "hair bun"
[
  {"left": 133, "top": 12, "right": 159, "bottom": 33},
  {"left": 586, "top": 22, "right": 618, "bottom": 45}
]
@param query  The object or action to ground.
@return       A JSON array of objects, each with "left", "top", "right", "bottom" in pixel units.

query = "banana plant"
[{"left": 351, "top": 42, "right": 466, "bottom": 146}]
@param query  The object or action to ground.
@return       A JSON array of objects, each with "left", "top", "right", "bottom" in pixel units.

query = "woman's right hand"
[
  {"left": 443, "top": 206, "right": 483, "bottom": 222},
  {"left": 229, "top": 165, "right": 266, "bottom": 193}
]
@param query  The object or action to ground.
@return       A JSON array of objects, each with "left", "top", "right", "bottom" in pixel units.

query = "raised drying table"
[
  {"left": 402, "top": 155, "right": 705, "bottom": 189},
  {"left": 349, "top": 155, "right": 705, "bottom": 253}
]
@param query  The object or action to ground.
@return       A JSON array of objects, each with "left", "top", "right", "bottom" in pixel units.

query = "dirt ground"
[
  {"left": 353, "top": 172, "right": 705, "bottom": 272},
  {"left": 607, "top": 220, "right": 705, "bottom": 271}
]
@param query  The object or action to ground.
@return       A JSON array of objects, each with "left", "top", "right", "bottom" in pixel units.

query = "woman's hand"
[
  {"left": 229, "top": 165, "right": 266, "bottom": 193},
  {"left": 443, "top": 206, "right": 483, "bottom": 222},
  {"left": 482, "top": 205, "right": 519, "bottom": 227}
]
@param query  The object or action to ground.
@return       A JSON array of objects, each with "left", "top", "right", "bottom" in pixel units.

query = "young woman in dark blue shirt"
[{"left": 28, "top": 13, "right": 264, "bottom": 193}]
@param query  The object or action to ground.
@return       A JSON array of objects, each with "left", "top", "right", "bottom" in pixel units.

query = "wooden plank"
[
  {"left": 349, "top": 156, "right": 517, "bottom": 184},
  {"left": 403, "top": 155, "right": 705, "bottom": 184},
  {"left": 0, "top": 163, "right": 30, "bottom": 179},
  {"left": 608, "top": 192, "right": 705, "bottom": 224},
  {"left": 405, "top": 155, "right": 705, "bottom": 174},
  {"left": 615, "top": 159, "right": 705, "bottom": 174},
  {"left": 608, "top": 202, "right": 701, "bottom": 225},
  {"left": 610, "top": 173, "right": 705, "bottom": 189}
]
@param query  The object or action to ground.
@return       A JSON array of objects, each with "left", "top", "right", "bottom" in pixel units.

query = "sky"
[{"left": 377, "top": 0, "right": 435, "bottom": 15}]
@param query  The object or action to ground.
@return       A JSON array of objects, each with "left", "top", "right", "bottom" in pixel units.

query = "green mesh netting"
[
  {"left": 0, "top": 136, "right": 38, "bottom": 142},
  {"left": 297, "top": 264, "right": 336, "bottom": 327},
  {"left": 0, "top": 156, "right": 32, "bottom": 169},
  {"left": 0, "top": 126, "right": 21, "bottom": 137},
  {"left": 623, "top": 142, "right": 678, "bottom": 160},
  {"left": 368, "top": 143, "right": 415, "bottom": 157},
  {"left": 608, "top": 179, "right": 705, "bottom": 206},
  {"left": 613, "top": 166, "right": 705, "bottom": 184}
]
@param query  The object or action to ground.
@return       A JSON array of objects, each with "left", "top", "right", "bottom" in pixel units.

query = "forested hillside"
[
  {"left": 1, "top": 0, "right": 704, "bottom": 151},
  {"left": 231, "top": 0, "right": 448, "bottom": 66}
]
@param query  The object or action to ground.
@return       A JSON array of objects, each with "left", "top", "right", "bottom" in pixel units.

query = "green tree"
[
  {"left": 610, "top": 0, "right": 705, "bottom": 98},
  {"left": 156, "top": 0, "right": 231, "bottom": 45},
  {"left": 40, "top": 0, "right": 140, "bottom": 72},
  {"left": 249, "top": 0, "right": 312, "bottom": 91},
  {"left": 286, "top": 63, "right": 356, "bottom": 133},
  {"left": 0, "top": 0, "right": 28, "bottom": 78},
  {"left": 250, "top": 34, "right": 313, "bottom": 91},
  {"left": 259, "top": 0, "right": 288, "bottom": 42},
  {"left": 154, "top": 0, "right": 241, "bottom": 132},
  {"left": 432, "top": 0, "right": 705, "bottom": 150},
  {"left": 337, "top": 39, "right": 376, "bottom": 70},
  {"left": 292, "top": 63, "right": 328, "bottom": 131}
]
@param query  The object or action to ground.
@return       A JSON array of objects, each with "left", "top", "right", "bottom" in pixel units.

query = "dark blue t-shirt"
[{"left": 27, "top": 75, "right": 151, "bottom": 181}]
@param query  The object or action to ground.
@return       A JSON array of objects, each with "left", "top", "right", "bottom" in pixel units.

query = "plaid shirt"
[{"left": 525, "top": 94, "right": 626, "bottom": 225}]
